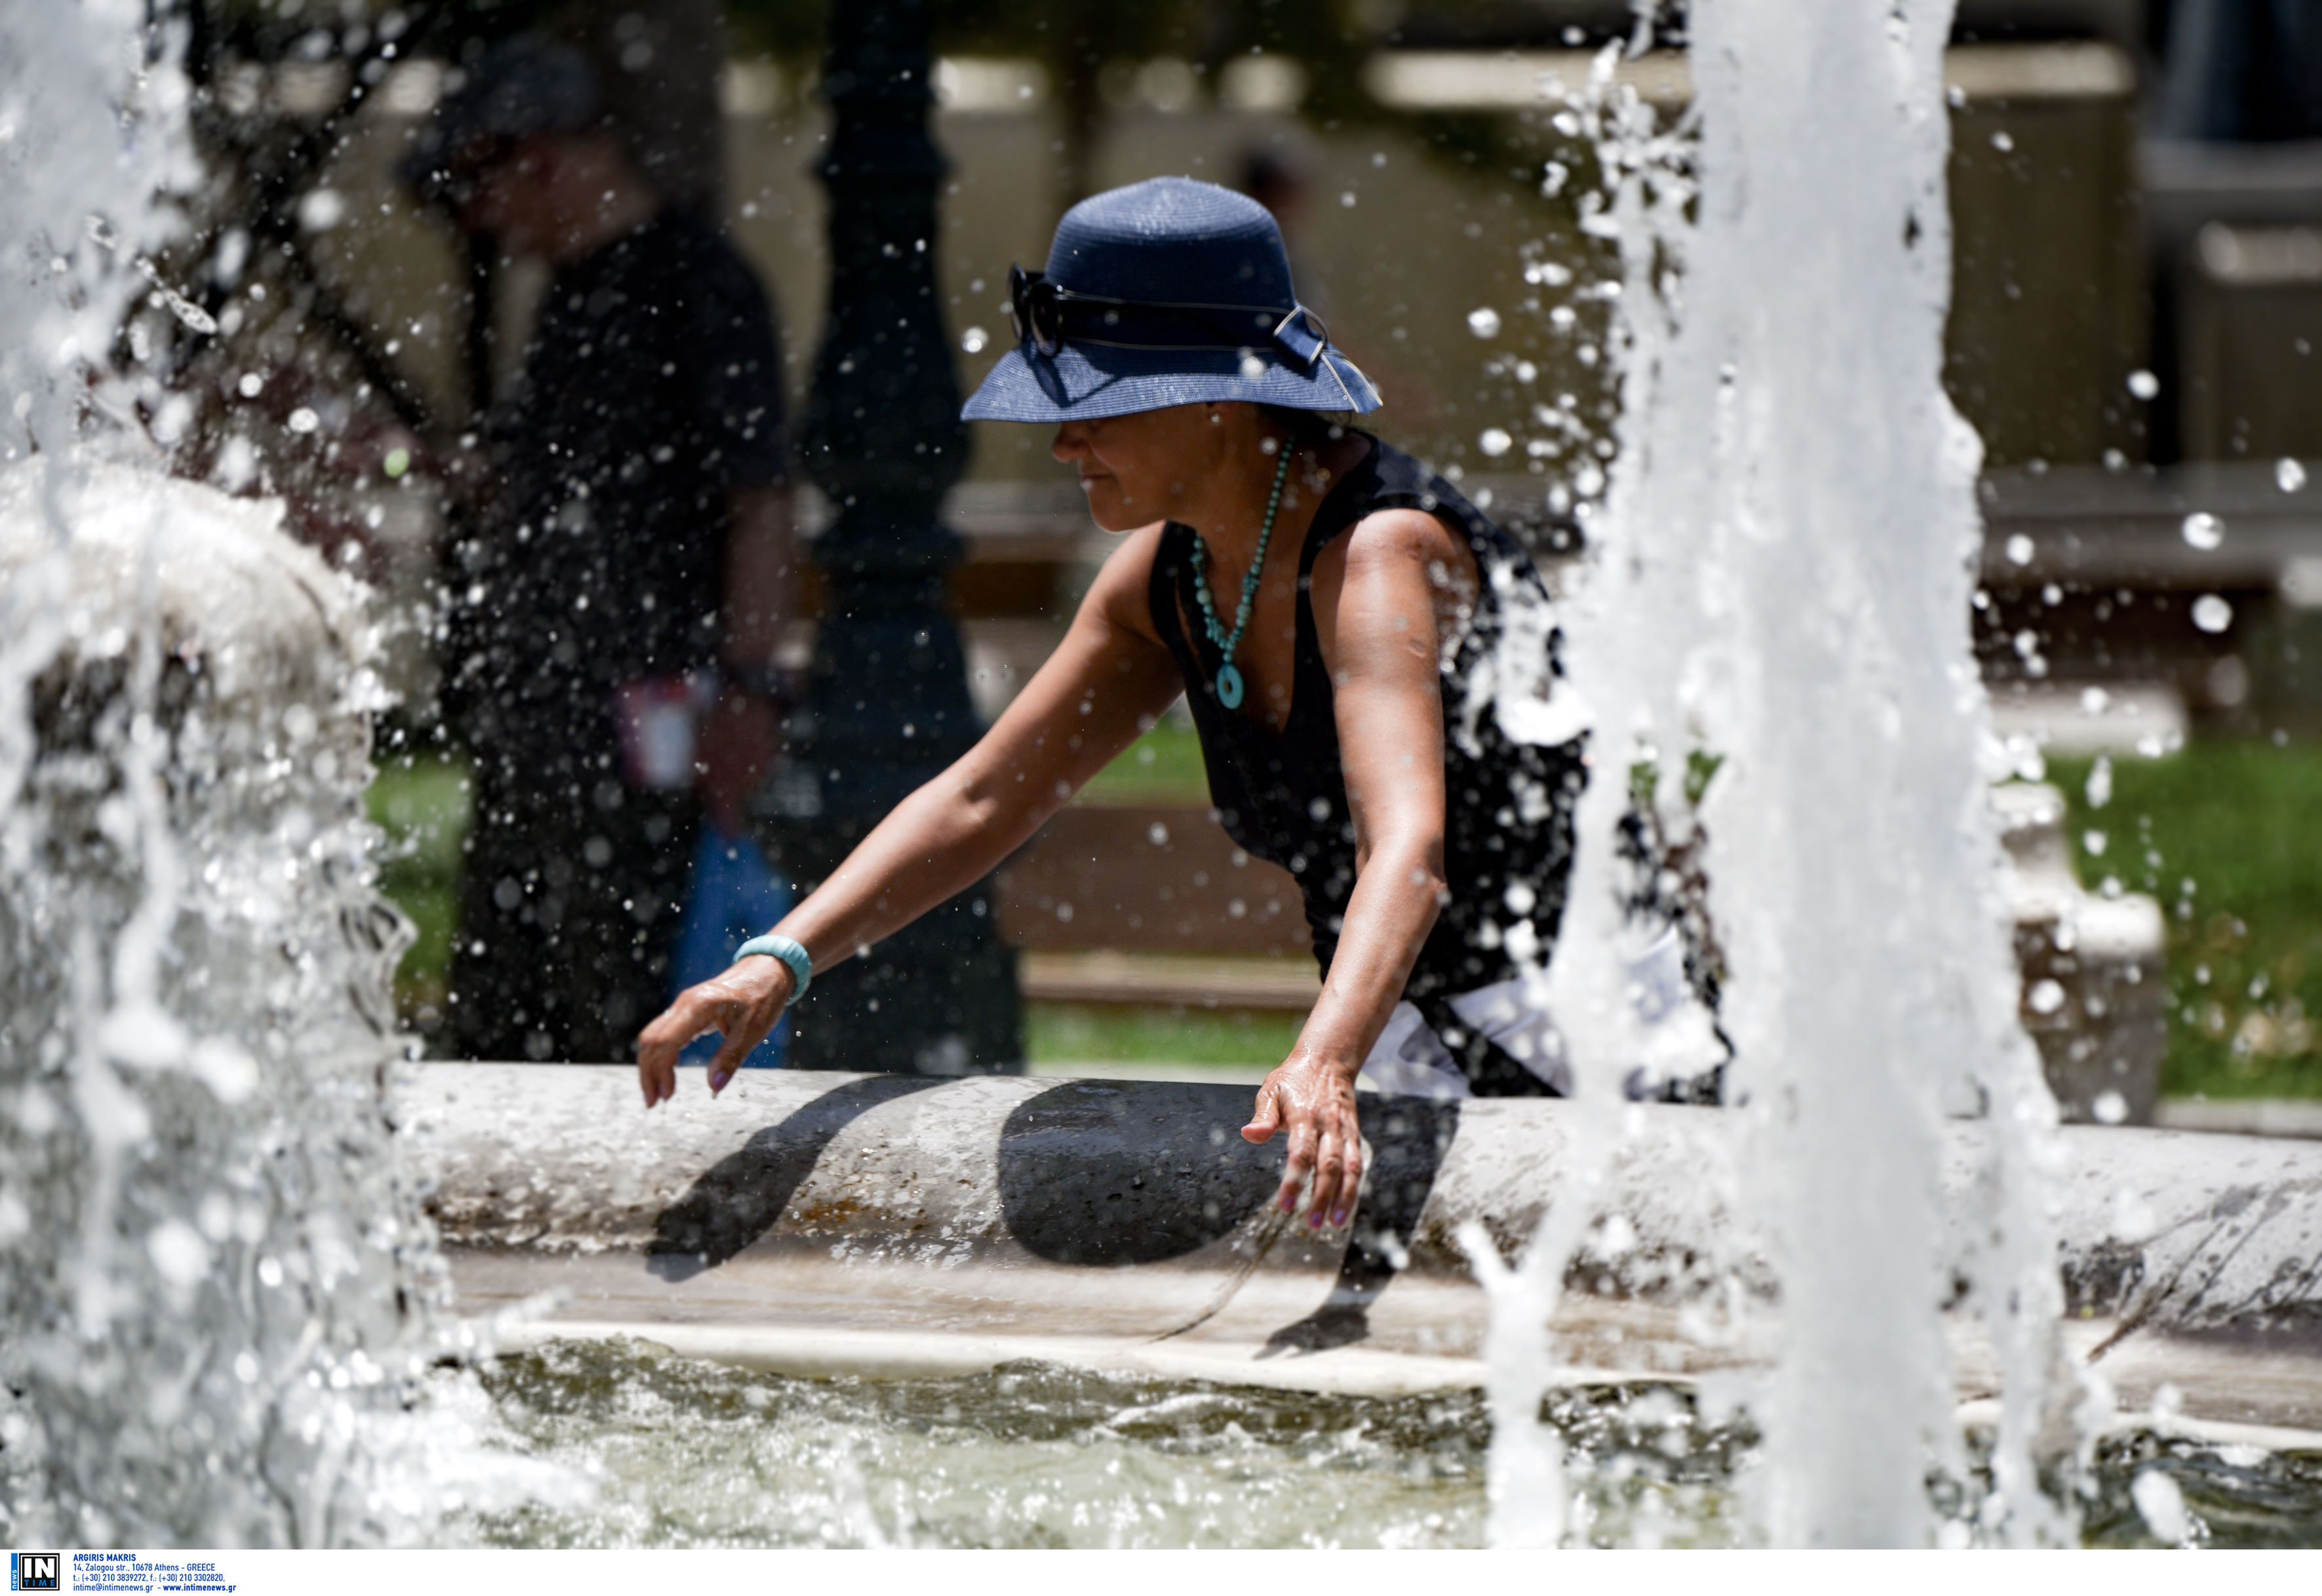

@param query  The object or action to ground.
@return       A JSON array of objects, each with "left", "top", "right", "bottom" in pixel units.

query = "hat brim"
[{"left": 961, "top": 339, "right": 1382, "bottom": 423}]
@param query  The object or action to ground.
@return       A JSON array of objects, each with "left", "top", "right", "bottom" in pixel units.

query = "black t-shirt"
[
  {"left": 1148, "top": 440, "right": 1587, "bottom": 1091},
  {"left": 445, "top": 211, "right": 787, "bottom": 755}
]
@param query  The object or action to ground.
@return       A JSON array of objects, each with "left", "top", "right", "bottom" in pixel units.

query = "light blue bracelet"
[{"left": 734, "top": 932, "right": 812, "bottom": 1003}]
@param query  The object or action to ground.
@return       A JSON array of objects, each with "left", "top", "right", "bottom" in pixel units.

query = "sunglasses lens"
[{"left": 1008, "top": 266, "right": 1062, "bottom": 356}]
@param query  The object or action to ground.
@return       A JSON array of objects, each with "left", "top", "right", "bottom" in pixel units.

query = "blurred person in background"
[
  {"left": 402, "top": 34, "right": 796, "bottom": 1063},
  {"left": 2156, "top": 0, "right": 2322, "bottom": 143},
  {"left": 1234, "top": 142, "right": 1441, "bottom": 436}
]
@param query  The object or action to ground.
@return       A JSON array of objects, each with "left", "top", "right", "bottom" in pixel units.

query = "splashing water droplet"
[
  {"left": 959, "top": 326, "right": 988, "bottom": 354},
  {"left": 1467, "top": 307, "right": 1501, "bottom": 339},
  {"left": 296, "top": 187, "right": 345, "bottom": 233},
  {"left": 2131, "top": 1470, "right": 2193, "bottom": 1544},
  {"left": 2277, "top": 458, "right": 2307, "bottom": 493},
  {"left": 2192, "top": 593, "right": 2234, "bottom": 634},
  {"left": 146, "top": 1221, "right": 210, "bottom": 1288},
  {"left": 1479, "top": 428, "right": 1513, "bottom": 458},
  {"left": 2180, "top": 512, "right": 2224, "bottom": 550},
  {"left": 2004, "top": 533, "right": 2035, "bottom": 565},
  {"left": 136, "top": 257, "right": 216, "bottom": 334},
  {"left": 2127, "top": 369, "right": 2159, "bottom": 400}
]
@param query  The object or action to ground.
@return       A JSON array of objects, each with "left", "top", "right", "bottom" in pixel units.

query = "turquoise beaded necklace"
[{"left": 1189, "top": 441, "right": 1294, "bottom": 711}]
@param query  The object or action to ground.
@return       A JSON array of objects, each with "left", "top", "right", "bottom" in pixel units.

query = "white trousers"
[{"left": 1355, "top": 925, "right": 1693, "bottom": 1101}]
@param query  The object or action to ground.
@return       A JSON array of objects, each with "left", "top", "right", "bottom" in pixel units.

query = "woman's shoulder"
[
  {"left": 1354, "top": 441, "right": 1506, "bottom": 539},
  {"left": 1347, "top": 437, "right": 1430, "bottom": 497},
  {"left": 1340, "top": 438, "right": 1558, "bottom": 592},
  {"left": 1311, "top": 438, "right": 1496, "bottom": 546},
  {"left": 1330, "top": 498, "right": 1474, "bottom": 576},
  {"left": 1316, "top": 440, "right": 1486, "bottom": 560},
  {"left": 1079, "top": 518, "right": 1182, "bottom": 647},
  {"left": 1307, "top": 489, "right": 1479, "bottom": 624},
  {"left": 1305, "top": 434, "right": 1410, "bottom": 525}
]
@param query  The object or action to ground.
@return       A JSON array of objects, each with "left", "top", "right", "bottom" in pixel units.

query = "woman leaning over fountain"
[{"left": 637, "top": 177, "right": 1593, "bottom": 1230}]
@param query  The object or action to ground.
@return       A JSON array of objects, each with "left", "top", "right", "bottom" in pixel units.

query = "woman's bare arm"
[
  {"left": 1239, "top": 506, "right": 1478, "bottom": 1227},
  {"left": 636, "top": 523, "right": 1184, "bottom": 1105}
]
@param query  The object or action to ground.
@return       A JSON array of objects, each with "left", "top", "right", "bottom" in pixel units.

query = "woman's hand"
[
  {"left": 629, "top": 521, "right": 1182, "bottom": 1113},
  {"left": 1242, "top": 1050, "right": 1366, "bottom": 1228},
  {"left": 1231, "top": 501, "right": 1474, "bottom": 1227},
  {"left": 635, "top": 956, "right": 793, "bottom": 1108}
]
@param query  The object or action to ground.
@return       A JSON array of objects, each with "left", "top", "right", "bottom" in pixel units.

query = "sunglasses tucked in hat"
[{"left": 963, "top": 177, "right": 1382, "bottom": 424}]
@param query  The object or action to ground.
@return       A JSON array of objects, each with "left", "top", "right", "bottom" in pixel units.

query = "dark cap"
[{"left": 397, "top": 35, "right": 605, "bottom": 203}]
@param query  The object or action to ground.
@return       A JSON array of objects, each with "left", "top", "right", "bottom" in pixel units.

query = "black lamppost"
[{"left": 761, "top": 0, "right": 1022, "bottom": 1074}]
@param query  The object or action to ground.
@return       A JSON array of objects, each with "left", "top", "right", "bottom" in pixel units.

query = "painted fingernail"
[
  {"left": 710, "top": 1071, "right": 730, "bottom": 1094},
  {"left": 1279, "top": 1193, "right": 1296, "bottom": 1214},
  {"left": 1330, "top": 1208, "right": 1348, "bottom": 1226}
]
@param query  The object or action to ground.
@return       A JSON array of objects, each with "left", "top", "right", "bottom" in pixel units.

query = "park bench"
[{"left": 991, "top": 798, "right": 1321, "bottom": 1012}]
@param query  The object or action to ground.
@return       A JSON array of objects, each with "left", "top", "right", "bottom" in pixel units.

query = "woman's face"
[{"left": 1051, "top": 404, "right": 1237, "bottom": 533}]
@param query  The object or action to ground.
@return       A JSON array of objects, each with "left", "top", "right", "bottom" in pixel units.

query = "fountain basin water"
[{"left": 408, "top": 1064, "right": 2322, "bottom": 1447}]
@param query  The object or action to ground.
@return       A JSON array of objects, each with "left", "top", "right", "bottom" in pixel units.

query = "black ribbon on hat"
[{"left": 1017, "top": 270, "right": 1332, "bottom": 374}]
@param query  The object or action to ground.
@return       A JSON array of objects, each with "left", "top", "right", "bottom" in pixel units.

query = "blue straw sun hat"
[{"left": 963, "top": 177, "right": 1382, "bottom": 424}]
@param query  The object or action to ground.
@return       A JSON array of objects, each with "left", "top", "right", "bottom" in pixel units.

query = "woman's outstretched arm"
[
  {"left": 636, "top": 525, "right": 1184, "bottom": 1105},
  {"left": 1239, "top": 506, "right": 1480, "bottom": 1228}
]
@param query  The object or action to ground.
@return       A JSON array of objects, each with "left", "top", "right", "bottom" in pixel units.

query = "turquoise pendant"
[{"left": 1216, "top": 664, "right": 1245, "bottom": 710}]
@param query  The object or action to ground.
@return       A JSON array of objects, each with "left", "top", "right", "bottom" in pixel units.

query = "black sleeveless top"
[{"left": 1148, "top": 440, "right": 1587, "bottom": 1094}]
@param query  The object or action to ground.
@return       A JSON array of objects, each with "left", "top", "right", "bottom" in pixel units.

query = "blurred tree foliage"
[
  {"left": 726, "top": 0, "right": 1535, "bottom": 206},
  {"left": 157, "top": 0, "right": 1580, "bottom": 442},
  {"left": 179, "top": 0, "right": 1566, "bottom": 232}
]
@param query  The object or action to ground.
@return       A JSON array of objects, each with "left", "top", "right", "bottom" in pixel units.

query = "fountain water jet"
[
  {"left": 0, "top": 3, "right": 576, "bottom": 1546},
  {"left": 1510, "top": 0, "right": 2088, "bottom": 1545}
]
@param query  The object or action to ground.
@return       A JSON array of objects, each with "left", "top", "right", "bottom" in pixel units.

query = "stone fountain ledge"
[{"left": 404, "top": 1063, "right": 2322, "bottom": 1443}]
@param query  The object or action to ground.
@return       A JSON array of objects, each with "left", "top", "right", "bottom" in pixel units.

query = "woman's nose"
[{"left": 1051, "top": 423, "right": 1089, "bottom": 461}]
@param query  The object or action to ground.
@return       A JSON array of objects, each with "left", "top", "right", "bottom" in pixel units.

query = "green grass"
[
  {"left": 2045, "top": 742, "right": 2322, "bottom": 1101},
  {"left": 1025, "top": 1001, "right": 1304, "bottom": 1066},
  {"left": 367, "top": 751, "right": 469, "bottom": 1010},
  {"left": 1079, "top": 720, "right": 1209, "bottom": 802}
]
